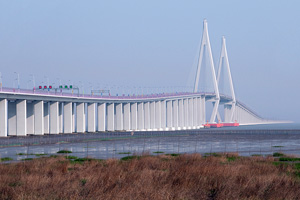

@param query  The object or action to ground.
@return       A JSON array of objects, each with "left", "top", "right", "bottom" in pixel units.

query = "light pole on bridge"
[{"left": 14, "top": 72, "right": 20, "bottom": 90}]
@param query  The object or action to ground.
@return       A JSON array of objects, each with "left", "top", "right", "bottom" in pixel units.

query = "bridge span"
[
  {"left": 0, "top": 87, "right": 275, "bottom": 137},
  {"left": 0, "top": 20, "right": 281, "bottom": 137}
]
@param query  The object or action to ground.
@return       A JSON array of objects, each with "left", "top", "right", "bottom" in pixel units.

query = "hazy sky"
[{"left": 0, "top": 0, "right": 299, "bottom": 122}]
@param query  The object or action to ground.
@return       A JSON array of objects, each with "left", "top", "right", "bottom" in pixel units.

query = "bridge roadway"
[{"left": 0, "top": 87, "right": 270, "bottom": 137}]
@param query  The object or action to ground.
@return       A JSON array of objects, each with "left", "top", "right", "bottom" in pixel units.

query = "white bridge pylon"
[
  {"left": 194, "top": 20, "right": 237, "bottom": 123},
  {"left": 194, "top": 19, "right": 220, "bottom": 123},
  {"left": 217, "top": 36, "right": 236, "bottom": 123}
]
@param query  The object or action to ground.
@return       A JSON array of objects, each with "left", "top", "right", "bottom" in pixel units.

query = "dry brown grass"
[{"left": 0, "top": 153, "right": 300, "bottom": 200}]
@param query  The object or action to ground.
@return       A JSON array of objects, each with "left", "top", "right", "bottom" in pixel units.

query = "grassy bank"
[{"left": 0, "top": 153, "right": 300, "bottom": 199}]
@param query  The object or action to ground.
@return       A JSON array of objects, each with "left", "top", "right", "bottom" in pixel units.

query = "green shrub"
[
  {"left": 294, "top": 163, "right": 300, "bottom": 170},
  {"left": 153, "top": 151, "right": 164, "bottom": 154},
  {"left": 204, "top": 152, "right": 221, "bottom": 157},
  {"left": 273, "top": 152, "right": 285, "bottom": 157},
  {"left": 80, "top": 179, "right": 87, "bottom": 186},
  {"left": 57, "top": 150, "right": 72, "bottom": 154},
  {"left": 8, "top": 182, "right": 22, "bottom": 187},
  {"left": 70, "top": 158, "right": 102, "bottom": 164},
  {"left": 227, "top": 156, "right": 239, "bottom": 162},
  {"left": 165, "top": 153, "right": 180, "bottom": 157},
  {"left": 118, "top": 152, "right": 131, "bottom": 154},
  {"left": 121, "top": 156, "right": 139, "bottom": 161},
  {"left": 65, "top": 156, "right": 78, "bottom": 160},
  {"left": 35, "top": 154, "right": 48, "bottom": 156},
  {"left": 16, "top": 153, "right": 27, "bottom": 155},
  {"left": 0, "top": 157, "right": 13, "bottom": 162},
  {"left": 279, "top": 157, "right": 300, "bottom": 162},
  {"left": 21, "top": 158, "right": 33, "bottom": 161}
]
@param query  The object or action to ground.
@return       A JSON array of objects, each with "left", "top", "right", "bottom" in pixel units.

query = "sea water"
[{"left": 0, "top": 123, "right": 299, "bottom": 162}]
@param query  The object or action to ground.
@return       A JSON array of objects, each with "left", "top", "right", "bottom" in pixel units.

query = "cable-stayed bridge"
[{"left": 0, "top": 20, "right": 281, "bottom": 137}]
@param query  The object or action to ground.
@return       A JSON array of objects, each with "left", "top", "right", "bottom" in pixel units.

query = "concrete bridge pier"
[
  {"left": 183, "top": 99, "right": 189, "bottom": 129},
  {"left": 107, "top": 103, "right": 114, "bottom": 131},
  {"left": 44, "top": 102, "right": 49, "bottom": 134},
  {"left": 59, "top": 102, "right": 63, "bottom": 133},
  {"left": 8, "top": 101, "right": 16, "bottom": 136},
  {"left": 87, "top": 103, "right": 96, "bottom": 132},
  {"left": 34, "top": 100, "right": 44, "bottom": 135},
  {"left": 173, "top": 100, "right": 179, "bottom": 130},
  {"left": 130, "top": 103, "right": 138, "bottom": 130},
  {"left": 167, "top": 100, "right": 173, "bottom": 130},
  {"left": 188, "top": 98, "right": 194, "bottom": 129},
  {"left": 144, "top": 102, "right": 150, "bottom": 130},
  {"left": 161, "top": 100, "right": 167, "bottom": 130},
  {"left": 27, "top": 101, "right": 34, "bottom": 135},
  {"left": 123, "top": 103, "right": 131, "bottom": 131},
  {"left": 150, "top": 101, "right": 155, "bottom": 130},
  {"left": 155, "top": 101, "right": 161, "bottom": 130},
  {"left": 137, "top": 102, "right": 144, "bottom": 131},
  {"left": 115, "top": 103, "right": 123, "bottom": 131},
  {"left": 0, "top": 99, "right": 7, "bottom": 137},
  {"left": 64, "top": 102, "right": 73, "bottom": 134},
  {"left": 76, "top": 103, "right": 85, "bottom": 133},
  {"left": 16, "top": 100, "right": 27, "bottom": 136},
  {"left": 50, "top": 102, "right": 59, "bottom": 134},
  {"left": 178, "top": 99, "right": 184, "bottom": 129},
  {"left": 97, "top": 103, "right": 106, "bottom": 131},
  {"left": 193, "top": 98, "right": 198, "bottom": 129}
]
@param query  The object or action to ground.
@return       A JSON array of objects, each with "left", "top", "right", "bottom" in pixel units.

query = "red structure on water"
[{"left": 203, "top": 121, "right": 239, "bottom": 128}]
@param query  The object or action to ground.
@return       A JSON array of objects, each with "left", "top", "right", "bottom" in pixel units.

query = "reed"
[{"left": 0, "top": 153, "right": 300, "bottom": 199}]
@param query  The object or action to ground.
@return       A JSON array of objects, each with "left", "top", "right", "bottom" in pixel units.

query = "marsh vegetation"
[{"left": 1, "top": 153, "right": 300, "bottom": 199}]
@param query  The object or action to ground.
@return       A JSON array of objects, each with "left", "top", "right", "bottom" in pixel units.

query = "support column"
[
  {"left": 87, "top": 103, "right": 96, "bottom": 132},
  {"left": 107, "top": 103, "right": 114, "bottom": 131},
  {"left": 178, "top": 99, "right": 184, "bottom": 129},
  {"left": 161, "top": 100, "right": 166, "bottom": 130},
  {"left": 193, "top": 98, "right": 197, "bottom": 128},
  {"left": 115, "top": 103, "right": 123, "bottom": 131},
  {"left": 144, "top": 102, "right": 150, "bottom": 130},
  {"left": 0, "top": 99, "right": 7, "bottom": 137},
  {"left": 64, "top": 102, "right": 73, "bottom": 133},
  {"left": 17, "top": 100, "right": 27, "bottom": 136},
  {"left": 130, "top": 103, "right": 137, "bottom": 130},
  {"left": 166, "top": 100, "right": 173, "bottom": 130},
  {"left": 201, "top": 97, "right": 206, "bottom": 124},
  {"left": 123, "top": 103, "right": 131, "bottom": 131},
  {"left": 59, "top": 102, "right": 63, "bottom": 133},
  {"left": 155, "top": 101, "right": 161, "bottom": 130},
  {"left": 97, "top": 103, "right": 106, "bottom": 131},
  {"left": 76, "top": 103, "right": 85, "bottom": 133},
  {"left": 34, "top": 101, "right": 44, "bottom": 135},
  {"left": 26, "top": 101, "right": 34, "bottom": 135},
  {"left": 50, "top": 102, "right": 59, "bottom": 134},
  {"left": 173, "top": 100, "right": 179, "bottom": 130},
  {"left": 197, "top": 97, "right": 202, "bottom": 127},
  {"left": 137, "top": 102, "right": 144, "bottom": 130},
  {"left": 44, "top": 102, "right": 49, "bottom": 134},
  {"left": 150, "top": 101, "right": 155, "bottom": 130},
  {"left": 72, "top": 103, "right": 76, "bottom": 132},
  {"left": 188, "top": 98, "right": 194, "bottom": 129},
  {"left": 183, "top": 99, "right": 189, "bottom": 129},
  {"left": 8, "top": 101, "right": 16, "bottom": 136},
  {"left": 224, "top": 104, "right": 230, "bottom": 122}
]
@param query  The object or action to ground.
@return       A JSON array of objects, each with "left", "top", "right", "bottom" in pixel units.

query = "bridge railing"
[{"left": 0, "top": 87, "right": 210, "bottom": 100}]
